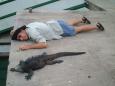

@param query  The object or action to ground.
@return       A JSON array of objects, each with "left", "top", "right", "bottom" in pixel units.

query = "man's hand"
[
  {"left": 18, "top": 42, "right": 48, "bottom": 51},
  {"left": 19, "top": 45, "right": 31, "bottom": 51}
]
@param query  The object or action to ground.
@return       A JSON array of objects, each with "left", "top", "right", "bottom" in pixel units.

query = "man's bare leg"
[
  {"left": 67, "top": 17, "right": 91, "bottom": 26},
  {"left": 74, "top": 22, "right": 104, "bottom": 33},
  {"left": 74, "top": 25, "right": 98, "bottom": 33},
  {"left": 67, "top": 19, "right": 82, "bottom": 26}
]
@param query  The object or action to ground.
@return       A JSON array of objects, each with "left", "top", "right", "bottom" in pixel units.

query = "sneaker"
[
  {"left": 96, "top": 22, "right": 104, "bottom": 31},
  {"left": 82, "top": 17, "right": 91, "bottom": 24}
]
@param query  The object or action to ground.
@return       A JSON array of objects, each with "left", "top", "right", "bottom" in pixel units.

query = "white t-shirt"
[{"left": 26, "top": 20, "right": 63, "bottom": 43}]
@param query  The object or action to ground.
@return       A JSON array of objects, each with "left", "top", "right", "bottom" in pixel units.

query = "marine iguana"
[{"left": 10, "top": 52, "right": 85, "bottom": 80}]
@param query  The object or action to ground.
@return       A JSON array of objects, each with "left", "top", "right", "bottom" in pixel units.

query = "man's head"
[{"left": 10, "top": 25, "right": 29, "bottom": 41}]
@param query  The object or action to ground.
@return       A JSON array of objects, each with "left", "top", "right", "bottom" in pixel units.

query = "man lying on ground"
[{"left": 10, "top": 17, "right": 104, "bottom": 50}]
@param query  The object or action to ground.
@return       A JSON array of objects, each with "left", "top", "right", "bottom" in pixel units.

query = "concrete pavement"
[
  {"left": 6, "top": 0, "right": 115, "bottom": 86},
  {"left": 6, "top": 10, "right": 115, "bottom": 86}
]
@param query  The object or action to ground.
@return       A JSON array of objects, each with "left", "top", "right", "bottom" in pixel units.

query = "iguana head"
[{"left": 10, "top": 60, "right": 27, "bottom": 73}]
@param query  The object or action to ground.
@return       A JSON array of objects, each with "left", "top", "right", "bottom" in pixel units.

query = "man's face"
[{"left": 17, "top": 30, "right": 28, "bottom": 41}]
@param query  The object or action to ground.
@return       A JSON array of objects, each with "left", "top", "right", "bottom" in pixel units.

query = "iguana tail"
[{"left": 47, "top": 52, "right": 86, "bottom": 60}]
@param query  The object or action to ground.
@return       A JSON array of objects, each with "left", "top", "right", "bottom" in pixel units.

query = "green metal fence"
[{"left": 0, "top": 0, "right": 15, "bottom": 5}]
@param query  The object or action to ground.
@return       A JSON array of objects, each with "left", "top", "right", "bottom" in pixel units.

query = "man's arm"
[{"left": 19, "top": 42, "right": 48, "bottom": 50}]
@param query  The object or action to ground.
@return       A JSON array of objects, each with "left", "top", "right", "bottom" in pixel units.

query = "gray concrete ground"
[
  {"left": 7, "top": 11, "right": 115, "bottom": 86},
  {"left": 6, "top": 0, "right": 115, "bottom": 86},
  {"left": 88, "top": 0, "right": 115, "bottom": 11}
]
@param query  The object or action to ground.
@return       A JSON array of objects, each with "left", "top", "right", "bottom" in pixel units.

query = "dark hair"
[{"left": 11, "top": 25, "right": 26, "bottom": 40}]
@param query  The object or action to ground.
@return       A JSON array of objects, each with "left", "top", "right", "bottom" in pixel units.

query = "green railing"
[
  {"left": 0, "top": 0, "right": 15, "bottom": 5},
  {"left": 65, "top": 2, "right": 87, "bottom": 10},
  {"left": 0, "top": 0, "right": 87, "bottom": 21},
  {"left": 0, "top": 0, "right": 60, "bottom": 34},
  {"left": 0, "top": 12, "right": 16, "bottom": 20},
  {"left": 26, "top": 0, "right": 59, "bottom": 9},
  {"left": 0, "top": 1, "right": 87, "bottom": 33},
  {"left": 0, "top": 0, "right": 59, "bottom": 20},
  {"left": 0, "top": 0, "right": 88, "bottom": 35}
]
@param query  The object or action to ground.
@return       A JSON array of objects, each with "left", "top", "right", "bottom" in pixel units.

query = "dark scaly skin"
[{"left": 10, "top": 52, "right": 86, "bottom": 80}]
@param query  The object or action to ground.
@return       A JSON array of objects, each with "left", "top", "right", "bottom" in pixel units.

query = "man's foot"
[
  {"left": 96, "top": 22, "right": 104, "bottom": 31},
  {"left": 82, "top": 17, "right": 91, "bottom": 24}
]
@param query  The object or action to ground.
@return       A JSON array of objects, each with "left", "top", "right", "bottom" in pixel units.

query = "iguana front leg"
[
  {"left": 25, "top": 69, "right": 33, "bottom": 80},
  {"left": 46, "top": 60, "right": 63, "bottom": 65}
]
